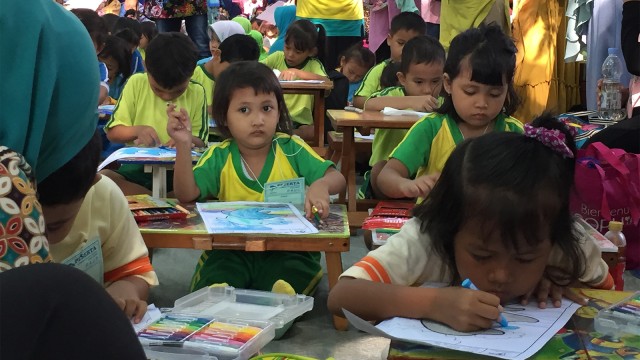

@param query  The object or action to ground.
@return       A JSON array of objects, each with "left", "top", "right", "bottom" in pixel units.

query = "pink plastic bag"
[{"left": 570, "top": 142, "right": 640, "bottom": 270}]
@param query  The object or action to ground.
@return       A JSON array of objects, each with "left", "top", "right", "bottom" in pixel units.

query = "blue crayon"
[{"left": 461, "top": 278, "right": 509, "bottom": 327}]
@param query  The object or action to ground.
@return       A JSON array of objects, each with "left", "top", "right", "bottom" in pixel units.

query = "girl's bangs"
[
  {"left": 467, "top": 52, "right": 507, "bottom": 87},
  {"left": 464, "top": 187, "right": 560, "bottom": 252}
]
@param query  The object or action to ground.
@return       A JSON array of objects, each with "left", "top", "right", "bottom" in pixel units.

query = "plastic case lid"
[
  {"left": 172, "top": 286, "right": 314, "bottom": 329},
  {"left": 594, "top": 291, "right": 640, "bottom": 337}
]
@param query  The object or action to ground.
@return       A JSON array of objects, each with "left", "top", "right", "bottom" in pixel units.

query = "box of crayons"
[
  {"left": 126, "top": 195, "right": 188, "bottom": 222},
  {"left": 139, "top": 286, "right": 314, "bottom": 360},
  {"left": 362, "top": 201, "right": 415, "bottom": 230},
  {"left": 595, "top": 291, "right": 640, "bottom": 337}
]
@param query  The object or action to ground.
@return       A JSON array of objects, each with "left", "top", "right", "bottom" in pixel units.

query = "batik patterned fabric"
[
  {"left": 144, "top": 0, "right": 208, "bottom": 19},
  {"left": 0, "top": 147, "right": 51, "bottom": 272}
]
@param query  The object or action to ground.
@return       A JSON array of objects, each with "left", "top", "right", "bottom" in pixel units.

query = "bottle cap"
[
  {"left": 609, "top": 221, "right": 623, "bottom": 231},
  {"left": 608, "top": 48, "right": 617, "bottom": 55}
]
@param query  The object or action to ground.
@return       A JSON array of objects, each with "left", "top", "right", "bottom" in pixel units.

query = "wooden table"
[
  {"left": 327, "top": 110, "right": 421, "bottom": 212},
  {"left": 386, "top": 289, "right": 639, "bottom": 359},
  {"left": 281, "top": 81, "right": 333, "bottom": 147},
  {"left": 139, "top": 203, "right": 351, "bottom": 330}
]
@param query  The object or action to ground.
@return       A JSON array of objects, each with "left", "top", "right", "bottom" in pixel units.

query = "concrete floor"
[{"left": 148, "top": 233, "right": 640, "bottom": 360}]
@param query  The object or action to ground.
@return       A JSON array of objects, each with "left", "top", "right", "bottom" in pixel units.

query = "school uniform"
[
  {"left": 191, "top": 64, "right": 216, "bottom": 105},
  {"left": 341, "top": 217, "right": 614, "bottom": 290},
  {"left": 49, "top": 176, "right": 159, "bottom": 288},
  {"left": 366, "top": 86, "right": 411, "bottom": 166},
  {"left": 190, "top": 133, "right": 334, "bottom": 294},
  {"left": 391, "top": 113, "right": 523, "bottom": 180},
  {"left": 353, "top": 58, "right": 392, "bottom": 100},
  {"left": 262, "top": 51, "right": 327, "bottom": 127},
  {"left": 105, "top": 73, "right": 208, "bottom": 189}
]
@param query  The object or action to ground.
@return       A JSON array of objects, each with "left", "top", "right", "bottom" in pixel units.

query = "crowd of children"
[{"left": 2, "top": 0, "right": 638, "bottom": 357}]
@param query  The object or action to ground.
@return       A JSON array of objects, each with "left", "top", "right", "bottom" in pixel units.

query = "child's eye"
[
  {"left": 239, "top": 107, "right": 249, "bottom": 113},
  {"left": 463, "top": 90, "right": 475, "bottom": 96},
  {"left": 490, "top": 92, "right": 503, "bottom": 98},
  {"left": 262, "top": 105, "right": 273, "bottom": 112},
  {"left": 414, "top": 80, "right": 423, "bottom": 84},
  {"left": 515, "top": 257, "right": 537, "bottom": 264},
  {"left": 471, "top": 253, "right": 492, "bottom": 261}
]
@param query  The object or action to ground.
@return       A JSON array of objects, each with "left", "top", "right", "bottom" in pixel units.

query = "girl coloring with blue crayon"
[
  {"left": 168, "top": 61, "right": 345, "bottom": 297},
  {"left": 328, "top": 114, "right": 614, "bottom": 332}
]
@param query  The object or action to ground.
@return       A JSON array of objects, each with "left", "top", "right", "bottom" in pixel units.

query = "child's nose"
[{"left": 488, "top": 264, "right": 511, "bottom": 284}]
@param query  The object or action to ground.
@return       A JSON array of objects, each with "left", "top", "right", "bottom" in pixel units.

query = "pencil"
[{"left": 311, "top": 205, "right": 324, "bottom": 226}]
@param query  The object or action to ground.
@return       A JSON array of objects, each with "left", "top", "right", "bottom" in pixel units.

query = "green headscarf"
[
  {"left": 250, "top": 30, "right": 268, "bottom": 61},
  {"left": 0, "top": 0, "right": 100, "bottom": 183},
  {"left": 232, "top": 16, "right": 252, "bottom": 34}
]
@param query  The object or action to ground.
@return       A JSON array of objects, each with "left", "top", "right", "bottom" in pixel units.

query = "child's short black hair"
[
  {"left": 212, "top": 61, "right": 293, "bottom": 138},
  {"left": 413, "top": 113, "right": 583, "bottom": 286},
  {"left": 38, "top": 130, "right": 101, "bottom": 206},
  {"left": 380, "top": 61, "right": 400, "bottom": 88},
  {"left": 284, "top": 19, "right": 326, "bottom": 65},
  {"left": 99, "top": 35, "right": 132, "bottom": 80},
  {"left": 341, "top": 43, "right": 376, "bottom": 72},
  {"left": 112, "top": 17, "right": 142, "bottom": 47},
  {"left": 438, "top": 24, "right": 519, "bottom": 117},
  {"left": 145, "top": 32, "right": 198, "bottom": 89},
  {"left": 399, "top": 35, "right": 445, "bottom": 74},
  {"left": 390, "top": 11, "right": 426, "bottom": 36},
  {"left": 101, "top": 13, "right": 119, "bottom": 33},
  {"left": 71, "top": 8, "right": 108, "bottom": 49},
  {"left": 219, "top": 34, "right": 259, "bottom": 63},
  {"left": 140, "top": 21, "right": 158, "bottom": 42}
]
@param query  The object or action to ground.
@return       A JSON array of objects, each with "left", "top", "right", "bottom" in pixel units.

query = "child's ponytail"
[{"left": 315, "top": 23, "right": 326, "bottom": 66}]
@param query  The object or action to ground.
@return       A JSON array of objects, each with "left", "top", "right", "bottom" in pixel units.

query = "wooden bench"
[{"left": 324, "top": 131, "right": 373, "bottom": 165}]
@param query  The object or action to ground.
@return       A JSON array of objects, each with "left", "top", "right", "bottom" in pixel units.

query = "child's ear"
[
  {"left": 339, "top": 56, "right": 346, "bottom": 68},
  {"left": 443, "top": 73, "right": 452, "bottom": 95},
  {"left": 397, "top": 71, "right": 407, "bottom": 87},
  {"left": 386, "top": 34, "right": 392, "bottom": 47},
  {"left": 311, "top": 46, "right": 318, "bottom": 57}
]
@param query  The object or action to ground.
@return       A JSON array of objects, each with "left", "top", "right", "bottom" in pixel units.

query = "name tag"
[
  {"left": 264, "top": 177, "right": 305, "bottom": 206},
  {"left": 62, "top": 237, "right": 104, "bottom": 286}
]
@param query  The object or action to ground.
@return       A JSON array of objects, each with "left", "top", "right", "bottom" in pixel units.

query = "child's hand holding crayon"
[
  {"left": 305, "top": 180, "right": 331, "bottom": 223},
  {"left": 111, "top": 296, "right": 148, "bottom": 324},
  {"left": 166, "top": 104, "right": 193, "bottom": 146},
  {"left": 133, "top": 125, "right": 161, "bottom": 147},
  {"left": 426, "top": 286, "right": 505, "bottom": 332}
]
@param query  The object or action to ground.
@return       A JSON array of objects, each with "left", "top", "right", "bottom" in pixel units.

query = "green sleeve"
[
  {"left": 389, "top": 115, "right": 440, "bottom": 177},
  {"left": 354, "top": 61, "right": 386, "bottom": 98},
  {"left": 105, "top": 74, "right": 139, "bottom": 131},
  {"left": 306, "top": 58, "right": 327, "bottom": 76},
  {"left": 193, "top": 145, "right": 224, "bottom": 200},
  {"left": 368, "top": 86, "right": 404, "bottom": 100},
  {"left": 262, "top": 51, "right": 282, "bottom": 69},
  {"left": 503, "top": 115, "right": 524, "bottom": 133},
  {"left": 189, "top": 81, "right": 209, "bottom": 143},
  {"left": 280, "top": 135, "right": 334, "bottom": 185}
]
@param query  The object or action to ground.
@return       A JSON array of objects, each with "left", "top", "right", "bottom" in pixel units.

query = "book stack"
[
  {"left": 127, "top": 195, "right": 188, "bottom": 222},
  {"left": 362, "top": 201, "right": 414, "bottom": 246}
]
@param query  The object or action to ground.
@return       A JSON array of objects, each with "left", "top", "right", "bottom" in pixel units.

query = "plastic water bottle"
[
  {"left": 604, "top": 221, "right": 626, "bottom": 291},
  {"left": 599, "top": 48, "right": 626, "bottom": 121},
  {"left": 207, "top": 0, "right": 220, "bottom": 25}
]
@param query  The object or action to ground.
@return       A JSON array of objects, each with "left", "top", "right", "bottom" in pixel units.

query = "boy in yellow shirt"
[
  {"left": 352, "top": 12, "right": 426, "bottom": 109},
  {"left": 103, "top": 32, "right": 208, "bottom": 195}
]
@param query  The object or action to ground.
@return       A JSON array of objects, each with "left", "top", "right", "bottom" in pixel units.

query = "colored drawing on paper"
[
  {"left": 196, "top": 202, "right": 318, "bottom": 235},
  {"left": 371, "top": 300, "right": 582, "bottom": 360}
]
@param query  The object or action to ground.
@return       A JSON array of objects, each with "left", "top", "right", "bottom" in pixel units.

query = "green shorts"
[
  {"left": 115, "top": 164, "right": 174, "bottom": 192},
  {"left": 190, "top": 250, "right": 323, "bottom": 295}
]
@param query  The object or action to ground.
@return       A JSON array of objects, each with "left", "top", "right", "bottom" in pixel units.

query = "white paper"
[
  {"left": 279, "top": 80, "right": 325, "bottom": 84},
  {"left": 196, "top": 202, "right": 318, "bottom": 235},
  {"left": 345, "top": 300, "right": 581, "bottom": 360},
  {"left": 132, "top": 304, "right": 162, "bottom": 333},
  {"left": 382, "top": 107, "right": 430, "bottom": 117},
  {"left": 97, "top": 147, "right": 201, "bottom": 171},
  {"left": 355, "top": 132, "right": 375, "bottom": 141}
]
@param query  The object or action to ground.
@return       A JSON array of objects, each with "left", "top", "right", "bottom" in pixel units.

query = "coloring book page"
[
  {"left": 345, "top": 300, "right": 582, "bottom": 360},
  {"left": 98, "top": 147, "right": 202, "bottom": 171},
  {"left": 196, "top": 202, "right": 318, "bottom": 235}
]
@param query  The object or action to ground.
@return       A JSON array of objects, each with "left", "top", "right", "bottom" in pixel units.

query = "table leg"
[
  {"left": 313, "top": 91, "right": 325, "bottom": 147},
  {"left": 153, "top": 166, "right": 167, "bottom": 198},
  {"left": 341, "top": 127, "right": 357, "bottom": 212},
  {"left": 326, "top": 252, "right": 349, "bottom": 330}
]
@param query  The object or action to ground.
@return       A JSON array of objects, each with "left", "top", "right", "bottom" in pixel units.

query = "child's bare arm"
[
  {"left": 191, "top": 135, "right": 205, "bottom": 147},
  {"left": 352, "top": 95, "right": 367, "bottom": 109},
  {"left": 279, "top": 69, "right": 328, "bottom": 81},
  {"left": 304, "top": 168, "right": 345, "bottom": 219},
  {"left": 106, "top": 125, "right": 160, "bottom": 146},
  {"left": 365, "top": 96, "right": 438, "bottom": 112},
  {"left": 377, "top": 159, "right": 417, "bottom": 198},
  {"left": 166, "top": 105, "right": 201, "bottom": 202},
  {"left": 106, "top": 275, "right": 150, "bottom": 323},
  {"left": 328, "top": 277, "right": 504, "bottom": 332}
]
